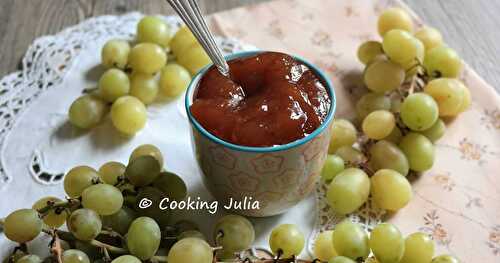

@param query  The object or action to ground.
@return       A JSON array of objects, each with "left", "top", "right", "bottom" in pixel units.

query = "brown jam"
[{"left": 190, "top": 51, "right": 331, "bottom": 147}]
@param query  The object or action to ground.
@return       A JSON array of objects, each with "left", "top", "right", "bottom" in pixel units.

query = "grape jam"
[{"left": 190, "top": 52, "right": 331, "bottom": 147}]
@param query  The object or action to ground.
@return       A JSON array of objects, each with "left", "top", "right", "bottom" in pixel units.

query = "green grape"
[
  {"left": 16, "top": 254, "right": 42, "bottom": 263},
  {"left": 153, "top": 171, "right": 187, "bottom": 201},
  {"left": 421, "top": 118, "right": 445, "bottom": 142},
  {"left": 384, "top": 126, "right": 403, "bottom": 144},
  {"left": 110, "top": 96, "right": 147, "bottom": 135},
  {"left": 382, "top": 29, "right": 424, "bottom": 65},
  {"left": 269, "top": 224, "right": 305, "bottom": 258},
  {"left": 217, "top": 249, "right": 237, "bottom": 260},
  {"left": 335, "top": 146, "right": 366, "bottom": 166},
  {"left": 364, "top": 59, "right": 405, "bottom": 93},
  {"left": 400, "top": 232, "right": 435, "bottom": 263},
  {"left": 159, "top": 63, "right": 192, "bottom": 97},
  {"left": 61, "top": 250, "right": 90, "bottom": 263},
  {"left": 369, "top": 223, "right": 405, "bottom": 263},
  {"left": 73, "top": 241, "right": 99, "bottom": 260},
  {"left": 178, "top": 230, "right": 206, "bottom": 240},
  {"left": 67, "top": 209, "right": 102, "bottom": 241},
  {"left": 137, "top": 16, "right": 171, "bottom": 47},
  {"left": 135, "top": 187, "right": 170, "bottom": 227},
  {"left": 127, "top": 217, "right": 161, "bottom": 260},
  {"left": 126, "top": 155, "right": 161, "bottom": 186},
  {"left": 378, "top": 7, "right": 413, "bottom": 36},
  {"left": 101, "top": 39, "right": 130, "bottom": 69},
  {"left": 399, "top": 132, "right": 435, "bottom": 172},
  {"left": 328, "top": 256, "right": 356, "bottom": 263},
  {"left": 424, "top": 46, "right": 462, "bottom": 78},
  {"left": 314, "top": 230, "right": 337, "bottom": 261},
  {"left": 326, "top": 168, "right": 370, "bottom": 215},
  {"left": 167, "top": 237, "right": 213, "bottom": 263},
  {"left": 130, "top": 73, "right": 159, "bottom": 105},
  {"left": 332, "top": 220, "right": 370, "bottom": 260},
  {"left": 129, "top": 43, "right": 167, "bottom": 74},
  {"left": 177, "top": 44, "right": 211, "bottom": 75},
  {"left": 98, "top": 161, "right": 126, "bottom": 185},
  {"left": 111, "top": 255, "right": 141, "bottom": 263},
  {"left": 371, "top": 169, "right": 412, "bottom": 211},
  {"left": 356, "top": 93, "right": 391, "bottom": 121},
  {"left": 82, "top": 184, "right": 124, "bottom": 215},
  {"left": 4, "top": 209, "right": 42, "bottom": 243},
  {"left": 33, "top": 196, "right": 68, "bottom": 228},
  {"left": 400, "top": 93, "right": 439, "bottom": 131},
  {"left": 362, "top": 110, "right": 395, "bottom": 140},
  {"left": 431, "top": 255, "right": 460, "bottom": 263},
  {"left": 458, "top": 85, "right": 471, "bottom": 112},
  {"left": 369, "top": 140, "right": 409, "bottom": 176},
  {"left": 103, "top": 207, "right": 137, "bottom": 235},
  {"left": 170, "top": 26, "right": 198, "bottom": 57},
  {"left": 357, "top": 41, "right": 384, "bottom": 65},
  {"left": 328, "top": 119, "right": 357, "bottom": 153},
  {"left": 98, "top": 68, "right": 130, "bottom": 102},
  {"left": 213, "top": 214, "right": 255, "bottom": 253},
  {"left": 390, "top": 97, "right": 403, "bottom": 113},
  {"left": 321, "top": 155, "right": 345, "bottom": 181},
  {"left": 130, "top": 144, "right": 164, "bottom": 169},
  {"left": 63, "top": 166, "right": 99, "bottom": 198},
  {"left": 415, "top": 26, "right": 443, "bottom": 51},
  {"left": 68, "top": 95, "right": 107, "bottom": 129},
  {"left": 424, "top": 78, "right": 465, "bottom": 116}
]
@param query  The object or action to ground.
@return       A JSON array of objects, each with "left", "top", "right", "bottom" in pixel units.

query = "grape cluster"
[
  {"left": 321, "top": 7, "right": 470, "bottom": 215},
  {"left": 68, "top": 16, "right": 210, "bottom": 135},
  {"left": 312, "top": 221, "right": 459, "bottom": 263}
]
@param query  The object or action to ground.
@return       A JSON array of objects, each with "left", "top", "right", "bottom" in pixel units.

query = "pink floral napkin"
[{"left": 209, "top": 0, "right": 500, "bottom": 261}]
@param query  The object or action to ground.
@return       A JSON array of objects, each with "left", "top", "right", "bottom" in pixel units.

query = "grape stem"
[
  {"left": 49, "top": 230, "right": 63, "bottom": 263},
  {"left": 36, "top": 198, "right": 80, "bottom": 216}
]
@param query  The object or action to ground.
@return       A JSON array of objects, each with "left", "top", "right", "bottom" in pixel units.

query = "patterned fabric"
[{"left": 210, "top": 0, "right": 500, "bottom": 261}]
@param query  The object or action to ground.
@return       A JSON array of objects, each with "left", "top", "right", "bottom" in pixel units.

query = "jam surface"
[{"left": 190, "top": 52, "right": 331, "bottom": 147}]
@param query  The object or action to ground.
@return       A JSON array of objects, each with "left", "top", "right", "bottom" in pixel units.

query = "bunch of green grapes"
[
  {"left": 321, "top": 7, "right": 471, "bottom": 216},
  {"left": 312, "top": 220, "right": 459, "bottom": 263},
  {"left": 68, "top": 16, "right": 207, "bottom": 135},
  {"left": 1, "top": 144, "right": 192, "bottom": 263}
]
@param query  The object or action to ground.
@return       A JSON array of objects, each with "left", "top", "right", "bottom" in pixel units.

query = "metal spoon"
[{"left": 166, "top": 0, "right": 230, "bottom": 76}]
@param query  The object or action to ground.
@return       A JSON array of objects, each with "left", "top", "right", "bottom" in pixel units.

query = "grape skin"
[
  {"left": 101, "top": 39, "right": 130, "bottom": 69},
  {"left": 399, "top": 133, "right": 435, "bottom": 172},
  {"left": 82, "top": 184, "right": 124, "bottom": 215},
  {"left": 16, "top": 254, "right": 42, "bottom": 263},
  {"left": 129, "top": 73, "right": 159, "bottom": 105},
  {"left": 129, "top": 144, "right": 164, "bottom": 169},
  {"left": 415, "top": 26, "right": 443, "bottom": 51},
  {"left": 110, "top": 96, "right": 147, "bottom": 135},
  {"left": 400, "top": 93, "right": 439, "bottom": 131},
  {"left": 98, "top": 68, "right": 130, "bottom": 102},
  {"left": 400, "top": 232, "right": 435, "bottom": 263},
  {"left": 364, "top": 59, "right": 405, "bottom": 93},
  {"left": 213, "top": 214, "right": 255, "bottom": 253},
  {"left": 327, "top": 168, "right": 370, "bottom": 215},
  {"left": 61, "top": 249, "right": 90, "bottom": 263},
  {"left": 33, "top": 196, "right": 68, "bottom": 228},
  {"left": 328, "top": 119, "right": 357, "bottom": 153},
  {"left": 4, "top": 209, "right": 42, "bottom": 243},
  {"left": 68, "top": 95, "right": 107, "bottom": 129},
  {"left": 321, "top": 155, "right": 345, "bottom": 181},
  {"left": 102, "top": 207, "right": 137, "bottom": 236},
  {"left": 424, "top": 46, "right": 462, "bottom": 78},
  {"left": 370, "top": 169, "right": 412, "bottom": 211},
  {"left": 127, "top": 217, "right": 161, "bottom": 260},
  {"left": 356, "top": 93, "right": 392, "bottom": 121},
  {"left": 63, "top": 166, "right": 99, "bottom": 198},
  {"left": 111, "top": 255, "right": 141, "bottom": 263},
  {"left": 431, "top": 255, "right": 460, "bottom": 263},
  {"left": 137, "top": 16, "right": 171, "bottom": 47},
  {"left": 168, "top": 237, "right": 213, "bottom": 263},
  {"left": 357, "top": 41, "right": 384, "bottom": 65},
  {"left": 170, "top": 26, "right": 198, "bottom": 57},
  {"left": 424, "top": 78, "right": 465, "bottom": 116},
  {"left": 159, "top": 64, "right": 192, "bottom": 97},
  {"left": 369, "top": 223, "right": 405, "bottom": 263},
  {"left": 98, "top": 161, "right": 126, "bottom": 185},
  {"left": 314, "top": 230, "right": 337, "bottom": 261},
  {"left": 269, "top": 224, "right": 305, "bottom": 258},
  {"left": 332, "top": 220, "right": 370, "bottom": 260},
  {"left": 128, "top": 43, "right": 167, "bottom": 74},
  {"left": 335, "top": 146, "right": 366, "bottom": 167},
  {"left": 421, "top": 118, "right": 445, "bottom": 142},
  {"left": 153, "top": 171, "right": 187, "bottom": 201},
  {"left": 126, "top": 155, "right": 162, "bottom": 187},
  {"left": 67, "top": 209, "right": 102, "bottom": 241},
  {"left": 382, "top": 29, "right": 424, "bottom": 65},
  {"left": 177, "top": 44, "right": 211, "bottom": 75},
  {"left": 377, "top": 7, "right": 414, "bottom": 36},
  {"left": 362, "top": 110, "right": 395, "bottom": 140},
  {"left": 178, "top": 230, "right": 206, "bottom": 240},
  {"left": 384, "top": 126, "right": 403, "bottom": 144},
  {"left": 369, "top": 140, "right": 409, "bottom": 176}
]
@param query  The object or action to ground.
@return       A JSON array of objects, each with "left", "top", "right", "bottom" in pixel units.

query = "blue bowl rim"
[{"left": 185, "top": 50, "right": 336, "bottom": 153}]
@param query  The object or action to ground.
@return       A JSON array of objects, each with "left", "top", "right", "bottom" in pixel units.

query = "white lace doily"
[{"left": 0, "top": 13, "right": 383, "bottom": 259}]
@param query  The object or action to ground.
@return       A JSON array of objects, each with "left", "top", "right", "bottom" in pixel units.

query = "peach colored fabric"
[{"left": 209, "top": 0, "right": 500, "bottom": 261}]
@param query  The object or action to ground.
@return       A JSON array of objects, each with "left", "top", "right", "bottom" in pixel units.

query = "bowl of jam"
[{"left": 185, "top": 51, "right": 336, "bottom": 216}]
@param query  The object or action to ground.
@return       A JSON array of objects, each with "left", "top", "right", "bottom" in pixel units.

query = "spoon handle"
[{"left": 166, "top": 0, "right": 230, "bottom": 76}]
